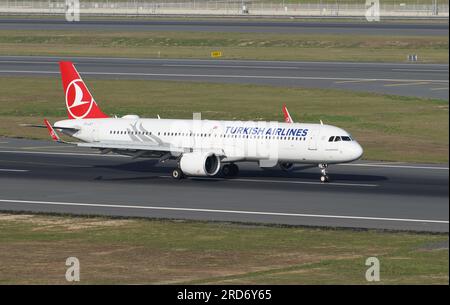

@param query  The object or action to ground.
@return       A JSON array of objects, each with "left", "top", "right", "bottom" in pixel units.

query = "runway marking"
[
  {"left": 0, "top": 61, "right": 295, "bottom": 70},
  {"left": 392, "top": 68, "right": 449, "bottom": 73},
  {"left": 163, "top": 64, "right": 299, "bottom": 70},
  {"left": 1, "top": 56, "right": 448, "bottom": 67},
  {"left": 384, "top": 81, "right": 429, "bottom": 87},
  {"left": 430, "top": 87, "right": 449, "bottom": 91},
  {"left": 0, "top": 199, "right": 447, "bottom": 225},
  {"left": 20, "top": 145, "right": 76, "bottom": 150},
  {"left": 0, "top": 150, "right": 127, "bottom": 158},
  {"left": 0, "top": 70, "right": 448, "bottom": 84},
  {"left": 0, "top": 169, "right": 28, "bottom": 172},
  {"left": 334, "top": 80, "right": 376, "bottom": 84},
  {"left": 0, "top": 159, "right": 90, "bottom": 168},
  {"left": 0, "top": 60, "right": 60, "bottom": 65},
  {"left": 0, "top": 149, "right": 447, "bottom": 171},
  {"left": 340, "top": 163, "right": 449, "bottom": 170},
  {"left": 160, "top": 175, "right": 378, "bottom": 187}
]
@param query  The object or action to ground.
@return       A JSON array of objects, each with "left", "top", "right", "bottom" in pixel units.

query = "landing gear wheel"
[
  {"left": 320, "top": 175, "right": 330, "bottom": 183},
  {"left": 229, "top": 163, "right": 239, "bottom": 177},
  {"left": 172, "top": 168, "right": 184, "bottom": 180},
  {"left": 319, "top": 164, "right": 330, "bottom": 183},
  {"left": 222, "top": 164, "right": 239, "bottom": 178}
]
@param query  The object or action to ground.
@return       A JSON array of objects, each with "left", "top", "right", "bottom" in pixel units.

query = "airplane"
[{"left": 25, "top": 61, "right": 363, "bottom": 183}]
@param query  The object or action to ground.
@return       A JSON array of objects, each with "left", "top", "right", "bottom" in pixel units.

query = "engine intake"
[{"left": 179, "top": 152, "right": 221, "bottom": 176}]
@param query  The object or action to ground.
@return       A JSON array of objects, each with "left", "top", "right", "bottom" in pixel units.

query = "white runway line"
[
  {"left": 163, "top": 64, "right": 299, "bottom": 70},
  {"left": 175, "top": 176, "right": 378, "bottom": 187},
  {"left": 391, "top": 69, "right": 449, "bottom": 73},
  {"left": 1, "top": 56, "right": 449, "bottom": 67},
  {"left": 0, "top": 149, "right": 127, "bottom": 158},
  {"left": 340, "top": 163, "right": 449, "bottom": 170},
  {"left": 0, "top": 199, "right": 447, "bottom": 225},
  {"left": 0, "top": 149, "right": 447, "bottom": 171},
  {"left": 0, "top": 169, "right": 29, "bottom": 172},
  {"left": 0, "top": 70, "right": 448, "bottom": 84}
]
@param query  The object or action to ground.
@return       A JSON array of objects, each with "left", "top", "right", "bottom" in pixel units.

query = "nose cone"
[{"left": 352, "top": 142, "right": 364, "bottom": 161}]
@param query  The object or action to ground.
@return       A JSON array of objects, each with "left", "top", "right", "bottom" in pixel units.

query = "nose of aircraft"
[{"left": 352, "top": 142, "right": 364, "bottom": 160}]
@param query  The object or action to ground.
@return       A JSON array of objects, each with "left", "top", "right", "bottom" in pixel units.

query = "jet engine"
[{"left": 179, "top": 152, "right": 221, "bottom": 176}]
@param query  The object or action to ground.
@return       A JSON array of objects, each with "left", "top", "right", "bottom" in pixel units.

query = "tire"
[
  {"left": 230, "top": 164, "right": 239, "bottom": 177},
  {"left": 223, "top": 164, "right": 239, "bottom": 178},
  {"left": 172, "top": 168, "right": 184, "bottom": 180},
  {"left": 222, "top": 164, "right": 231, "bottom": 177}
]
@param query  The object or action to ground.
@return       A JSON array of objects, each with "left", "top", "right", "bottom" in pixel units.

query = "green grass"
[
  {"left": 0, "top": 212, "right": 447, "bottom": 284},
  {"left": 0, "top": 30, "right": 447, "bottom": 63},
  {"left": 0, "top": 76, "right": 448, "bottom": 163}
]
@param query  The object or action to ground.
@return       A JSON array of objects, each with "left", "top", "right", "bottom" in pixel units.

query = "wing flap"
[{"left": 77, "top": 142, "right": 226, "bottom": 158}]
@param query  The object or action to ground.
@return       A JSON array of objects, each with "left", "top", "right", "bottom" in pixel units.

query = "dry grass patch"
[{"left": 0, "top": 213, "right": 447, "bottom": 284}]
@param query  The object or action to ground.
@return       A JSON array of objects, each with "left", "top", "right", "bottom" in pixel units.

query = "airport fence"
[{"left": 0, "top": 1, "right": 448, "bottom": 18}]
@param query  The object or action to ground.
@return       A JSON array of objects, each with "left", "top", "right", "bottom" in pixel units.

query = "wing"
[
  {"left": 77, "top": 141, "right": 226, "bottom": 160},
  {"left": 77, "top": 141, "right": 188, "bottom": 154}
]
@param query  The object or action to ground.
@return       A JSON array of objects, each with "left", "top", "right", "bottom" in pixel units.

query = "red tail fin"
[
  {"left": 59, "top": 61, "right": 109, "bottom": 119},
  {"left": 282, "top": 104, "right": 293, "bottom": 123}
]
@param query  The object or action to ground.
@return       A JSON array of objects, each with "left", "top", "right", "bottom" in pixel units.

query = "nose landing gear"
[{"left": 319, "top": 164, "right": 330, "bottom": 183}]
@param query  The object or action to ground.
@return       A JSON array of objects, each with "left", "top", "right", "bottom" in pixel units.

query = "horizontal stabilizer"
[{"left": 20, "top": 123, "right": 79, "bottom": 132}]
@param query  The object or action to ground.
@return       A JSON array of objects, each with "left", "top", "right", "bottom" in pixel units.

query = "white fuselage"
[{"left": 55, "top": 117, "right": 363, "bottom": 165}]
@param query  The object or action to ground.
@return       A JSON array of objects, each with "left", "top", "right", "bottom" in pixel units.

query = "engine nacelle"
[
  {"left": 179, "top": 152, "right": 221, "bottom": 176},
  {"left": 279, "top": 162, "right": 294, "bottom": 172}
]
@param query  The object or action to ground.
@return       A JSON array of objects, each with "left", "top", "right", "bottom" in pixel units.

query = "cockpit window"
[
  {"left": 334, "top": 136, "right": 341, "bottom": 142},
  {"left": 328, "top": 136, "right": 335, "bottom": 142},
  {"left": 342, "top": 136, "right": 352, "bottom": 141}
]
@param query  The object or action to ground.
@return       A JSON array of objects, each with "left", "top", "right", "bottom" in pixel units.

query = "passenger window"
[
  {"left": 329, "top": 136, "right": 334, "bottom": 142},
  {"left": 335, "top": 136, "right": 341, "bottom": 142}
]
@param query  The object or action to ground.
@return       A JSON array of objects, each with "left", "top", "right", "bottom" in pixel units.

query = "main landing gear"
[
  {"left": 222, "top": 163, "right": 239, "bottom": 178},
  {"left": 319, "top": 164, "right": 330, "bottom": 183},
  {"left": 172, "top": 168, "right": 184, "bottom": 180}
]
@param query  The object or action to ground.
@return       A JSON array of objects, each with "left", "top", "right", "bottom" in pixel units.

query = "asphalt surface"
[
  {"left": 0, "top": 18, "right": 448, "bottom": 35},
  {"left": 0, "top": 56, "right": 448, "bottom": 100},
  {"left": 0, "top": 137, "right": 448, "bottom": 232}
]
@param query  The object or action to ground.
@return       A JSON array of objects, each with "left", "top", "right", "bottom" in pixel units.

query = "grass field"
[
  {"left": 0, "top": 30, "right": 447, "bottom": 63},
  {"left": 0, "top": 212, "right": 447, "bottom": 284},
  {"left": 0, "top": 76, "right": 448, "bottom": 163}
]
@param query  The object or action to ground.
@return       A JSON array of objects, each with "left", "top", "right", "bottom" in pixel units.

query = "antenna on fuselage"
[
  {"left": 320, "top": 120, "right": 323, "bottom": 125},
  {"left": 157, "top": 115, "right": 161, "bottom": 119}
]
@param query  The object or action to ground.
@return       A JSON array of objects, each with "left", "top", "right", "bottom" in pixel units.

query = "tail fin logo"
[{"left": 65, "top": 79, "right": 94, "bottom": 119}]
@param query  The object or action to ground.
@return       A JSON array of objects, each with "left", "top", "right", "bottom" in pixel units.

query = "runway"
[
  {"left": 0, "top": 56, "right": 448, "bottom": 100},
  {"left": 0, "top": 18, "right": 448, "bottom": 36},
  {"left": 0, "top": 137, "right": 448, "bottom": 232}
]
